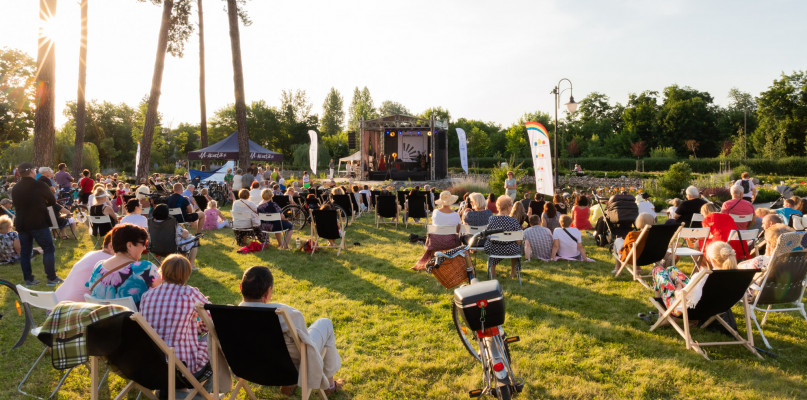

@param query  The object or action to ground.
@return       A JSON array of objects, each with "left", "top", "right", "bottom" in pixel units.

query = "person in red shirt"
[
  {"left": 701, "top": 203, "right": 753, "bottom": 262},
  {"left": 78, "top": 169, "right": 95, "bottom": 205},
  {"left": 720, "top": 185, "right": 755, "bottom": 229}
]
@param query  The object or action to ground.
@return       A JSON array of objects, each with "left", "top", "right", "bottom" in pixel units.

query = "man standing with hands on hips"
[{"left": 11, "top": 162, "right": 63, "bottom": 286}]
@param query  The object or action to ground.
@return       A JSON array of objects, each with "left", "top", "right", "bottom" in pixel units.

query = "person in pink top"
[
  {"left": 55, "top": 232, "right": 114, "bottom": 302},
  {"left": 570, "top": 195, "right": 594, "bottom": 230},
  {"left": 203, "top": 200, "right": 230, "bottom": 230},
  {"left": 720, "top": 185, "right": 755, "bottom": 229}
]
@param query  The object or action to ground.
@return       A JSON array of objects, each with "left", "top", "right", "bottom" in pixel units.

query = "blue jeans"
[{"left": 19, "top": 227, "right": 57, "bottom": 282}]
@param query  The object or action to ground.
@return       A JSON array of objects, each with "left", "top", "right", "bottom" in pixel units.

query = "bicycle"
[
  {"left": 56, "top": 189, "right": 89, "bottom": 227},
  {"left": 431, "top": 229, "right": 524, "bottom": 399},
  {"left": 279, "top": 192, "right": 347, "bottom": 232},
  {"left": 0, "top": 278, "right": 33, "bottom": 350}
]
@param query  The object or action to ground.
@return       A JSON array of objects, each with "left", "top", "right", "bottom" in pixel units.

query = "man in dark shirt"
[
  {"left": 10, "top": 162, "right": 62, "bottom": 286},
  {"left": 166, "top": 182, "right": 206, "bottom": 235},
  {"left": 673, "top": 186, "right": 708, "bottom": 227}
]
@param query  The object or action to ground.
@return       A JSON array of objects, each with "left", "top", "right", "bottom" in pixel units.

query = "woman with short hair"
[
  {"left": 140, "top": 254, "right": 211, "bottom": 379},
  {"left": 570, "top": 195, "right": 593, "bottom": 230},
  {"left": 541, "top": 202, "right": 560, "bottom": 231},
  {"left": 87, "top": 224, "right": 161, "bottom": 307},
  {"left": 485, "top": 195, "right": 522, "bottom": 278},
  {"left": 0, "top": 215, "right": 21, "bottom": 264},
  {"left": 550, "top": 215, "right": 586, "bottom": 261},
  {"left": 257, "top": 189, "right": 294, "bottom": 249}
]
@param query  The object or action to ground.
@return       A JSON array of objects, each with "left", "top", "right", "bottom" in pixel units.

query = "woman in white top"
[
  {"left": 232, "top": 169, "right": 243, "bottom": 192},
  {"left": 248, "top": 181, "right": 263, "bottom": 205},
  {"left": 413, "top": 191, "right": 463, "bottom": 270},
  {"left": 231, "top": 189, "right": 261, "bottom": 245},
  {"left": 550, "top": 215, "right": 586, "bottom": 261}
]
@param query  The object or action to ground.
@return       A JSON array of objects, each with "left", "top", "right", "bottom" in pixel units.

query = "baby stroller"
[{"left": 593, "top": 193, "right": 638, "bottom": 248}]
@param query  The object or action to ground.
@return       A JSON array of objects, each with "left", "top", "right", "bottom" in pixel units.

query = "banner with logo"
[
  {"left": 456, "top": 128, "right": 469, "bottom": 174},
  {"left": 308, "top": 130, "right": 318, "bottom": 174},
  {"left": 525, "top": 122, "right": 553, "bottom": 195}
]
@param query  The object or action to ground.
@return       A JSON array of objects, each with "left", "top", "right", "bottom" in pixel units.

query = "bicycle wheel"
[
  {"left": 72, "top": 204, "right": 89, "bottom": 225},
  {"left": 451, "top": 302, "right": 482, "bottom": 362},
  {"left": 334, "top": 206, "right": 348, "bottom": 228},
  {"left": 282, "top": 205, "right": 307, "bottom": 231},
  {"left": 494, "top": 382, "right": 511, "bottom": 400},
  {"left": 0, "top": 278, "right": 32, "bottom": 350}
]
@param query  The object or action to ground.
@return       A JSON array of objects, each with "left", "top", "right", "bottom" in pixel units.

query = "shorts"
[{"left": 183, "top": 212, "right": 200, "bottom": 223}]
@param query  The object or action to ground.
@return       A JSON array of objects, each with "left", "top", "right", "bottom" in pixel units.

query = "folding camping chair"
[
  {"left": 461, "top": 224, "right": 488, "bottom": 267},
  {"left": 84, "top": 294, "right": 138, "bottom": 311},
  {"left": 404, "top": 194, "right": 429, "bottom": 229},
  {"left": 15, "top": 285, "right": 71, "bottom": 399},
  {"left": 88, "top": 214, "right": 113, "bottom": 249},
  {"left": 614, "top": 224, "right": 682, "bottom": 289},
  {"left": 310, "top": 209, "right": 346, "bottom": 256},
  {"left": 375, "top": 195, "right": 399, "bottom": 228},
  {"left": 690, "top": 213, "right": 704, "bottom": 228},
  {"left": 88, "top": 312, "right": 215, "bottom": 400},
  {"left": 668, "top": 227, "right": 710, "bottom": 268},
  {"left": 330, "top": 194, "right": 355, "bottom": 225},
  {"left": 648, "top": 269, "right": 762, "bottom": 360},
  {"left": 196, "top": 304, "right": 329, "bottom": 400},
  {"left": 729, "top": 213, "right": 754, "bottom": 228},
  {"left": 486, "top": 230, "right": 525, "bottom": 284},
  {"left": 748, "top": 250, "right": 807, "bottom": 348},
  {"left": 231, "top": 210, "right": 261, "bottom": 246},
  {"left": 259, "top": 212, "right": 290, "bottom": 249},
  {"left": 790, "top": 215, "right": 806, "bottom": 231}
]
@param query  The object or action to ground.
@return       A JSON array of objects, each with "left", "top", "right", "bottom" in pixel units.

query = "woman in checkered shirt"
[{"left": 140, "top": 255, "right": 212, "bottom": 379}]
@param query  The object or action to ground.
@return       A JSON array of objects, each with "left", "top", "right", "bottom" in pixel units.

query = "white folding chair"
[
  {"left": 231, "top": 210, "right": 259, "bottom": 246},
  {"left": 668, "top": 227, "right": 710, "bottom": 268},
  {"left": 487, "top": 230, "right": 525, "bottom": 284},
  {"left": 168, "top": 207, "right": 185, "bottom": 221},
  {"left": 727, "top": 229, "right": 759, "bottom": 261},
  {"left": 461, "top": 224, "right": 488, "bottom": 267},
  {"left": 140, "top": 207, "right": 151, "bottom": 217},
  {"left": 791, "top": 215, "right": 806, "bottom": 231},
  {"left": 690, "top": 213, "right": 704, "bottom": 227},
  {"left": 730, "top": 213, "right": 754, "bottom": 227},
  {"left": 83, "top": 294, "right": 138, "bottom": 311},
  {"left": 15, "top": 285, "right": 72, "bottom": 399},
  {"left": 428, "top": 224, "right": 460, "bottom": 235},
  {"left": 88, "top": 215, "right": 112, "bottom": 249},
  {"left": 258, "top": 212, "right": 290, "bottom": 249}
]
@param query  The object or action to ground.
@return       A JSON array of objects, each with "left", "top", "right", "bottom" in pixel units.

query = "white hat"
[{"left": 435, "top": 191, "right": 458, "bottom": 207}]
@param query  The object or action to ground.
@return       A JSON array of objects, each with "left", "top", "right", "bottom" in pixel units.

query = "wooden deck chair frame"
[
  {"left": 614, "top": 224, "right": 682, "bottom": 290},
  {"left": 15, "top": 285, "right": 73, "bottom": 400},
  {"left": 374, "top": 195, "right": 399, "bottom": 228},
  {"left": 195, "top": 304, "right": 328, "bottom": 400},
  {"left": 258, "top": 212, "right": 290, "bottom": 250},
  {"left": 487, "top": 230, "right": 525, "bottom": 285},
  {"left": 310, "top": 209, "right": 346, "bottom": 256},
  {"left": 88, "top": 214, "right": 113, "bottom": 249},
  {"left": 330, "top": 195, "right": 355, "bottom": 226},
  {"left": 403, "top": 195, "right": 429, "bottom": 229},
  {"left": 648, "top": 269, "right": 762, "bottom": 360},
  {"left": 669, "top": 227, "right": 710, "bottom": 268},
  {"left": 87, "top": 312, "right": 214, "bottom": 400},
  {"left": 748, "top": 250, "right": 807, "bottom": 348}
]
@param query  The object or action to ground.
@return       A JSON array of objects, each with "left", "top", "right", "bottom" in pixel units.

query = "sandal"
[
  {"left": 637, "top": 313, "right": 654, "bottom": 323},
  {"left": 324, "top": 378, "right": 345, "bottom": 395}
]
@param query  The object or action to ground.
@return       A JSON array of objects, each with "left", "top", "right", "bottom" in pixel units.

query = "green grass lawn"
[{"left": 1, "top": 208, "right": 806, "bottom": 399}]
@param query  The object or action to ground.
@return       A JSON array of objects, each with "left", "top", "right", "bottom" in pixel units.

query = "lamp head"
[{"left": 565, "top": 95, "right": 578, "bottom": 113}]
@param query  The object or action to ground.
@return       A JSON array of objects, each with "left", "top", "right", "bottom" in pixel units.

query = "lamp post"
[{"left": 550, "top": 78, "right": 578, "bottom": 188}]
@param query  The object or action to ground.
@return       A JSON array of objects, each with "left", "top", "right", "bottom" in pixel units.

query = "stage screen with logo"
[{"left": 398, "top": 133, "right": 428, "bottom": 162}]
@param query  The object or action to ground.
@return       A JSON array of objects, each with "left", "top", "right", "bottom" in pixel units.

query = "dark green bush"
[
  {"left": 755, "top": 188, "right": 781, "bottom": 203},
  {"left": 657, "top": 162, "right": 692, "bottom": 198}
]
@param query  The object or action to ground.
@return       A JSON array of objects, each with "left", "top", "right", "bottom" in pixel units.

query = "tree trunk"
[
  {"left": 197, "top": 0, "right": 208, "bottom": 168},
  {"left": 73, "top": 0, "right": 88, "bottom": 175},
  {"left": 226, "top": 0, "right": 249, "bottom": 168},
  {"left": 137, "top": 0, "right": 174, "bottom": 179},
  {"left": 33, "top": 0, "right": 58, "bottom": 168}
]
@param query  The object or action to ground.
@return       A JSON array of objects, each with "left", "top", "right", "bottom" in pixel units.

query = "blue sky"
[{"left": 1, "top": 0, "right": 805, "bottom": 129}]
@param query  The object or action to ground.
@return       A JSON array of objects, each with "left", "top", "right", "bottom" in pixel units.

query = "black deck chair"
[
  {"left": 193, "top": 195, "right": 208, "bottom": 213},
  {"left": 311, "top": 209, "right": 346, "bottom": 256},
  {"left": 396, "top": 191, "right": 407, "bottom": 210},
  {"left": 360, "top": 192, "right": 371, "bottom": 212},
  {"left": 330, "top": 195, "right": 354, "bottom": 224},
  {"left": 349, "top": 193, "right": 362, "bottom": 218},
  {"left": 614, "top": 223, "right": 682, "bottom": 289},
  {"left": 197, "top": 304, "right": 328, "bottom": 400},
  {"left": 370, "top": 190, "right": 381, "bottom": 208},
  {"left": 375, "top": 195, "right": 399, "bottom": 228},
  {"left": 749, "top": 250, "right": 807, "bottom": 348},
  {"left": 274, "top": 195, "right": 291, "bottom": 209},
  {"left": 404, "top": 194, "right": 428, "bottom": 229},
  {"left": 89, "top": 312, "right": 214, "bottom": 400},
  {"left": 649, "top": 269, "right": 762, "bottom": 360}
]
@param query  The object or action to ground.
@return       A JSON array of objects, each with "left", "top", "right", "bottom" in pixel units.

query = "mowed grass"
[{"left": 1, "top": 207, "right": 807, "bottom": 399}]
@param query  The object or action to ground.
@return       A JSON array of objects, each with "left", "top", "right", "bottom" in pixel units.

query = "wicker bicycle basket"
[{"left": 429, "top": 255, "right": 468, "bottom": 289}]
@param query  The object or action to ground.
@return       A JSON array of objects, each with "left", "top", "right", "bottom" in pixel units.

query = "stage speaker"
[
  {"left": 348, "top": 131, "right": 356, "bottom": 149},
  {"left": 437, "top": 130, "right": 446, "bottom": 150}
]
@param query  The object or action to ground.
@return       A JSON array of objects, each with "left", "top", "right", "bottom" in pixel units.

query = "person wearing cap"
[{"left": 10, "top": 162, "right": 62, "bottom": 286}]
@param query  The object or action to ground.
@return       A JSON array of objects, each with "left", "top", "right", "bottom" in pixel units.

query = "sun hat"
[{"left": 435, "top": 191, "right": 459, "bottom": 207}]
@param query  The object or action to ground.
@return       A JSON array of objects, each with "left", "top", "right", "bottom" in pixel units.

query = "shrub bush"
[
  {"left": 755, "top": 188, "right": 781, "bottom": 203},
  {"left": 657, "top": 162, "right": 692, "bottom": 198},
  {"left": 488, "top": 156, "right": 530, "bottom": 197},
  {"left": 730, "top": 164, "right": 753, "bottom": 181}
]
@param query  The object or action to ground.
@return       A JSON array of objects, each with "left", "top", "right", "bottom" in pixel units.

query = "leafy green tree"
[
  {"left": 64, "top": 100, "right": 138, "bottom": 168},
  {"left": 504, "top": 124, "right": 529, "bottom": 158},
  {"left": 378, "top": 100, "right": 411, "bottom": 116},
  {"left": 0, "top": 47, "right": 36, "bottom": 149},
  {"left": 419, "top": 107, "right": 451, "bottom": 123},
  {"left": 622, "top": 90, "right": 660, "bottom": 149},
  {"left": 658, "top": 162, "right": 692, "bottom": 198},
  {"left": 451, "top": 118, "right": 500, "bottom": 158},
  {"left": 320, "top": 87, "right": 344, "bottom": 136},
  {"left": 657, "top": 85, "right": 721, "bottom": 157},
  {"left": 321, "top": 131, "right": 349, "bottom": 159},
  {"left": 753, "top": 71, "right": 807, "bottom": 157},
  {"left": 347, "top": 86, "right": 376, "bottom": 130}
]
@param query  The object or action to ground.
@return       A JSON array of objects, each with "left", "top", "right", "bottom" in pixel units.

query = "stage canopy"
[
  {"left": 187, "top": 132, "right": 283, "bottom": 162},
  {"left": 359, "top": 114, "right": 449, "bottom": 180}
]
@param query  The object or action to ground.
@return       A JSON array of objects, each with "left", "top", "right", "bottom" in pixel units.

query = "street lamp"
[{"left": 550, "top": 78, "right": 578, "bottom": 187}]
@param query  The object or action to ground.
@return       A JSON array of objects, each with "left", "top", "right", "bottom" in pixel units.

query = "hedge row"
[{"left": 449, "top": 157, "right": 807, "bottom": 175}]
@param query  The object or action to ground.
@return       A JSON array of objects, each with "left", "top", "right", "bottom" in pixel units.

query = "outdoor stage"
[{"left": 357, "top": 114, "right": 449, "bottom": 181}]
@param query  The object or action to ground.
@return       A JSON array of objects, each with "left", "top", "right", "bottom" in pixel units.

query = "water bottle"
[{"left": 296, "top": 237, "right": 301, "bottom": 249}]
